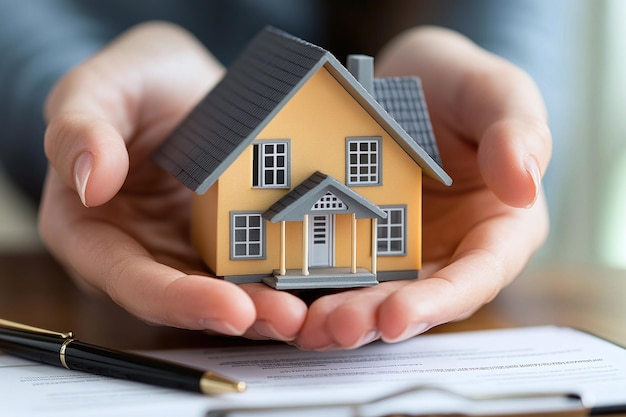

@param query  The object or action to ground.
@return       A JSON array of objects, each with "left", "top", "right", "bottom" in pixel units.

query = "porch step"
[{"left": 263, "top": 267, "right": 379, "bottom": 290}]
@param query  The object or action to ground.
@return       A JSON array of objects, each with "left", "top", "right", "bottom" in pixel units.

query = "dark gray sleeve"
[
  {"left": 416, "top": 0, "right": 578, "bottom": 206},
  {"left": 0, "top": 0, "right": 112, "bottom": 203},
  {"left": 415, "top": 0, "right": 573, "bottom": 124}
]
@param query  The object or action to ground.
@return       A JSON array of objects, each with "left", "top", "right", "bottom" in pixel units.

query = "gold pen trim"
[
  {"left": 200, "top": 371, "right": 246, "bottom": 395},
  {"left": 59, "top": 338, "right": 74, "bottom": 369},
  {"left": 0, "top": 318, "right": 73, "bottom": 339}
]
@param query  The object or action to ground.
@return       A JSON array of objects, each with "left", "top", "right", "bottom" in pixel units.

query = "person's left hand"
[{"left": 293, "top": 27, "right": 551, "bottom": 350}]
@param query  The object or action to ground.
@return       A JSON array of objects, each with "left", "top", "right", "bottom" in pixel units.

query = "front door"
[{"left": 309, "top": 214, "right": 334, "bottom": 267}]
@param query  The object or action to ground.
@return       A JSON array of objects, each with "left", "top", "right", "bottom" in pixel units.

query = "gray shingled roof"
[
  {"left": 373, "top": 78, "right": 442, "bottom": 167},
  {"left": 153, "top": 28, "right": 326, "bottom": 193},
  {"left": 263, "top": 171, "right": 387, "bottom": 222},
  {"left": 153, "top": 26, "right": 451, "bottom": 194}
]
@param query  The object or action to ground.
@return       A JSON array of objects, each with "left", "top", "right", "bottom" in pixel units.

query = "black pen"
[{"left": 0, "top": 318, "right": 246, "bottom": 395}]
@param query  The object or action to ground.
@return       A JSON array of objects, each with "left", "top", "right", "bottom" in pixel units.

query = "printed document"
[{"left": 1, "top": 326, "right": 624, "bottom": 416}]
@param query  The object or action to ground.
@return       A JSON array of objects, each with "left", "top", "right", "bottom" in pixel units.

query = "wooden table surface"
[{"left": 1, "top": 251, "right": 625, "bottom": 414}]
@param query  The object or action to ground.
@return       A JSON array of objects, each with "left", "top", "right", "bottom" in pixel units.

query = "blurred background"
[
  {"left": 0, "top": 169, "right": 40, "bottom": 252},
  {"left": 1, "top": 0, "right": 626, "bottom": 271},
  {"left": 541, "top": 0, "right": 626, "bottom": 268}
]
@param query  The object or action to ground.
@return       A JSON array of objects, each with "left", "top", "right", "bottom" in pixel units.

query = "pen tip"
[{"left": 200, "top": 372, "right": 247, "bottom": 395}]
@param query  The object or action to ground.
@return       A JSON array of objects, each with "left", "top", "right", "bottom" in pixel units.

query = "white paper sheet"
[{"left": 1, "top": 326, "right": 624, "bottom": 416}]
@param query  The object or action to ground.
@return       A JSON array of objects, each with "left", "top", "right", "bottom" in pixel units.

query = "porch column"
[
  {"left": 279, "top": 221, "right": 286, "bottom": 276},
  {"left": 302, "top": 214, "right": 309, "bottom": 276},
  {"left": 371, "top": 218, "right": 377, "bottom": 274},
  {"left": 351, "top": 213, "right": 357, "bottom": 274}
]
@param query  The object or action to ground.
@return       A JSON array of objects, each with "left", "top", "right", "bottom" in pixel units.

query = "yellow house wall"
[
  {"left": 193, "top": 66, "right": 423, "bottom": 277},
  {"left": 192, "top": 181, "right": 218, "bottom": 272}
]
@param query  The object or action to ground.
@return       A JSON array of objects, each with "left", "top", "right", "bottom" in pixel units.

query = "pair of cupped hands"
[{"left": 39, "top": 22, "right": 550, "bottom": 351}]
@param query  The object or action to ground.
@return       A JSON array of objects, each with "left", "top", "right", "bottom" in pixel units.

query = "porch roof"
[{"left": 262, "top": 171, "right": 387, "bottom": 222}]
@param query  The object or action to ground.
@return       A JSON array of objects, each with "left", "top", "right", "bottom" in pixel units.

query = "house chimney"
[{"left": 347, "top": 55, "right": 374, "bottom": 94}]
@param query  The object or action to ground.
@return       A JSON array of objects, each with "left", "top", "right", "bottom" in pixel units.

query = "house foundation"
[{"left": 263, "top": 267, "right": 378, "bottom": 290}]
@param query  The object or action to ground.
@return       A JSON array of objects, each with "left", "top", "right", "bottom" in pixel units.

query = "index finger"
[
  {"left": 43, "top": 22, "right": 224, "bottom": 207},
  {"left": 377, "top": 27, "right": 552, "bottom": 208}
]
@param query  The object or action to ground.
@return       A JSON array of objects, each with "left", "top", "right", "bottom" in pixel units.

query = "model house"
[{"left": 154, "top": 27, "right": 452, "bottom": 290}]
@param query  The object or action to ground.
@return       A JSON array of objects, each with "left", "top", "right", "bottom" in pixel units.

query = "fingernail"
[
  {"left": 74, "top": 152, "right": 94, "bottom": 207},
  {"left": 382, "top": 322, "right": 429, "bottom": 343},
  {"left": 254, "top": 320, "right": 293, "bottom": 341},
  {"left": 353, "top": 330, "right": 379, "bottom": 348},
  {"left": 199, "top": 319, "right": 245, "bottom": 336},
  {"left": 313, "top": 343, "right": 341, "bottom": 352},
  {"left": 523, "top": 155, "right": 541, "bottom": 208},
  {"left": 339, "top": 330, "right": 380, "bottom": 350}
]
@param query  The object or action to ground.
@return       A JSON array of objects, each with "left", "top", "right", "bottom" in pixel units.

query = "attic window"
[
  {"left": 253, "top": 140, "right": 290, "bottom": 188},
  {"left": 346, "top": 137, "right": 381, "bottom": 186},
  {"left": 312, "top": 192, "right": 347, "bottom": 211}
]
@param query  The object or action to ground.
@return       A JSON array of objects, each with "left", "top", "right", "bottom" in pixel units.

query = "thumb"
[{"left": 44, "top": 113, "right": 128, "bottom": 207}]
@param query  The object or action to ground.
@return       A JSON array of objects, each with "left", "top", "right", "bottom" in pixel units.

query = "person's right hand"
[{"left": 39, "top": 22, "right": 308, "bottom": 341}]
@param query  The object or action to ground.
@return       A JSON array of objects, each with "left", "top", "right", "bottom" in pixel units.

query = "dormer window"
[
  {"left": 346, "top": 136, "right": 381, "bottom": 186},
  {"left": 253, "top": 140, "right": 290, "bottom": 188}
]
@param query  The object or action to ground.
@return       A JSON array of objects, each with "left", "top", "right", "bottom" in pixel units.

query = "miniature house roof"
[
  {"left": 263, "top": 171, "right": 387, "bottom": 222},
  {"left": 372, "top": 77, "right": 443, "bottom": 167},
  {"left": 154, "top": 27, "right": 452, "bottom": 194}
]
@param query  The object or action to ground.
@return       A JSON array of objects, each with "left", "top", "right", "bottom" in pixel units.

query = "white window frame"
[
  {"left": 346, "top": 136, "right": 381, "bottom": 186},
  {"left": 253, "top": 140, "right": 290, "bottom": 188},
  {"left": 230, "top": 212, "right": 265, "bottom": 260},
  {"left": 377, "top": 206, "right": 406, "bottom": 256}
]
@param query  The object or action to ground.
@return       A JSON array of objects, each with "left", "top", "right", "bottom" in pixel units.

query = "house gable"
[
  {"left": 250, "top": 65, "right": 395, "bottom": 192},
  {"left": 154, "top": 27, "right": 451, "bottom": 196}
]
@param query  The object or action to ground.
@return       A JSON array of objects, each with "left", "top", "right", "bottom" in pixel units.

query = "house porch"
[{"left": 263, "top": 267, "right": 378, "bottom": 290}]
